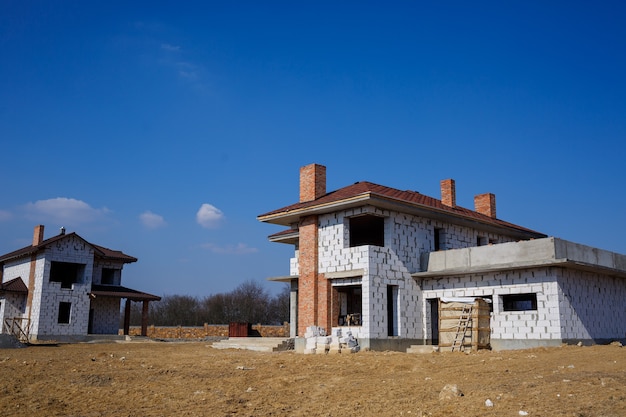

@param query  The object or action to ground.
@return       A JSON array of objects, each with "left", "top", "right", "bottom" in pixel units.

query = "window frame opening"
[
  {"left": 387, "top": 285, "right": 399, "bottom": 336},
  {"left": 336, "top": 285, "right": 362, "bottom": 326},
  {"left": 349, "top": 214, "right": 385, "bottom": 247},
  {"left": 101, "top": 268, "right": 115, "bottom": 285},
  {"left": 58, "top": 302, "right": 71, "bottom": 324},
  {"left": 50, "top": 261, "right": 85, "bottom": 289},
  {"left": 501, "top": 293, "right": 538, "bottom": 311},
  {"left": 434, "top": 228, "right": 445, "bottom": 251}
]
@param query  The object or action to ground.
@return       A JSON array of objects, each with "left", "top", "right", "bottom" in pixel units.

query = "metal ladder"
[{"left": 451, "top": 304, "right": 472, "bottom": 352}]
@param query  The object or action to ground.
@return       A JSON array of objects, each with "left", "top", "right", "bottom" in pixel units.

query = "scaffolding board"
[{"left": 438, "top": 298, "right": 490, "bottom": 352}]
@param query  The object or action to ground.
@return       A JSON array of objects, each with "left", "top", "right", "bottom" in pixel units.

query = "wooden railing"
[{"left": 3, "top": 317, "right": 30, "bottom": 343}]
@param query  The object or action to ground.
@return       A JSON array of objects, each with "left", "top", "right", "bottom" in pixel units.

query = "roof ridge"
[
  {"left": 0, "top": 232, "right": 136, "bottom": 263},
  {"left": 258, "top": 179, "right": 545, "bottom": 237}
]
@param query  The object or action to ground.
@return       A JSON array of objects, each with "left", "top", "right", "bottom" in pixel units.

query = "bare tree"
[
  {"left": 268, "top": 284, "right": 290, "bottom": 324},
  {"left": 126, "top": 280, "right": 290, "bottom": 326},
  {"left": 149, "top": 295, "right": 201, "bottom": 326}
]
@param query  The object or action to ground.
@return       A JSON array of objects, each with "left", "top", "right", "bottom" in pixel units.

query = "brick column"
[
  {"left": 441, "top": 179, "right": 456, "bottom": 207},
  {"left": 298, "top": 215, "right": 318, "bottom": 335},
  {"left": 317, "top": 273, "right": 332, "bottom": 332},
  {"left": 474, "top": 193, "right": 497, "bottom": 218},
  {"left": 26, "top": 225, "right": 45, "bottom": 320},
  {"left": 300, "top": 164, "right": 326, "bottom": 202}
]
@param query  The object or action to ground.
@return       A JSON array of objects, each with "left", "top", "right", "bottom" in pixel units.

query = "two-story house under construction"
[
  {"left": 258, "top": 164, "right": 626, "bottom": 352},
  {"left": 0, "top": 225, "right": 160, "bottom": 342}
]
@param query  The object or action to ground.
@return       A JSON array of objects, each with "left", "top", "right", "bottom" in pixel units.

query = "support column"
[
  {"left": 317, "top": 273, "right": 332, "bottom": 332},
  {"left": 123, "top": 299, "right": 131, "bottom": 335},
  {"left": 290, "top": 280, "right": 298, "bottom": 338},
  {"left": 298, "top": 215, "right": 319, "bottom": 336},
  {"left": 141, "top": 301, "right": 149, "bottom": 336}
]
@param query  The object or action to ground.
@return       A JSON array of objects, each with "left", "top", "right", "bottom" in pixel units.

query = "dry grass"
[{"left": 1, "top": 341, "right": 625, "bottom": 416}]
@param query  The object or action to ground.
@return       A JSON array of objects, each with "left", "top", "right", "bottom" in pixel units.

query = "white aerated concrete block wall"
[
  {"left": 1, "top": 258, "right": 33, "bottom": 285},
  {"left": 33, "top": 235, "right": 94, "bottom": 338},
  {"left": 0, "top": 292, "right": 26, "bottom": 330},
  {"left": 90, "top": 297, "right": 121, "bottom": 334},
  {"left": 422, "top": 267, "right": 563, "bottom": 343},
  {"left": 557, "top": 269, "right": 626, "bottom": 341},
  {"left": 314, "top": 208, "right": 520, "bottom": 342}
]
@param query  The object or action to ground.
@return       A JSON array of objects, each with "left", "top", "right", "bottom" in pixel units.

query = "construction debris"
[{"left": 303, "top": 326, "right": 360, "bottom": 354}]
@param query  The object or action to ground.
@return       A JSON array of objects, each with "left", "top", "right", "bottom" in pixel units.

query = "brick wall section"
[
  {"left": 124, "top": 323, "right": 289, "bottom": 338},
  {"left": 298, "top": 215, "right": 319, "bottom": 335},
  {"left": 440, "top": 179, "right": 456, "bottom": 207},
  {"left": 474, "top": 193, "right": 496, "bottom": 218},
  {"left": 317, "top": 273, "right": 332, "bottom": 331},
  {"left": 299, "top": 164, "right": 326, "bottom": 202}
]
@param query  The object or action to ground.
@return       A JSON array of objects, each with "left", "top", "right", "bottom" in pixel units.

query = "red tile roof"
[
  {"left": 92, "top": 244, "right": 137, "bottom": 263},
  {"left": 259, "top": 181, "right": 545, "bottom": 238},
  {"left": 0, "top": 277, "right": 28, "bottom": 294},
  {"left": 90, "top": 284, "right": 160, "bottom": 301},
  {"left": 0, "top": 232, "right": 137, "bottom": 264}
]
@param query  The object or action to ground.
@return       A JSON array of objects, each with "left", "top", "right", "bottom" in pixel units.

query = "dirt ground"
[{"left": 1, "top": 341, "right": 624, "bottom": 417}]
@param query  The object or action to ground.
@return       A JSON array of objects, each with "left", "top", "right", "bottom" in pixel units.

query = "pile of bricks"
[{"left": 304, "top": 326, "right": 360, "bottom": 354}]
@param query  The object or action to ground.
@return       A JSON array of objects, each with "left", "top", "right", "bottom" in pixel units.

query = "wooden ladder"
[{"left": 451, "top": 304, "right": 472, "bottom": 352}]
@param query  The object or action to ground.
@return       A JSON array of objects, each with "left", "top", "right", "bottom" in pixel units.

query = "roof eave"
[
  {"left": 267, "top": 275, "right": 298, "bottom": 283},
  {"left": 412, "top": 259, "right": 626, "bottom": 280},
  {"left": 259, "top": 193, "right": 545, "bottom": 240},
  {"left": 258, "top": 194, "right": 372, "bottom": 225}
]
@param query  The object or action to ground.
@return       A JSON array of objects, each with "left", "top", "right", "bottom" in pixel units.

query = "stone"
[{"left": 439, "top": 384, "right": 463, "bottom": 400}]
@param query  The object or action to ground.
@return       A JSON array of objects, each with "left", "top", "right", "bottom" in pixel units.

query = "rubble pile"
[{"left": 303, "top": 326, "right": 359, "bottom": 354}]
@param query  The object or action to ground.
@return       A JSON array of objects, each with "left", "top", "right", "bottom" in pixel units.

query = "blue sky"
[{"left": 1, "top": 1, "right": 625, "bottom": 297}]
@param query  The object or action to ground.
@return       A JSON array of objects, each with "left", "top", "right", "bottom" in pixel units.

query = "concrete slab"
[{"left": 211, "top": 337, "right": 293, "bottom": 352}]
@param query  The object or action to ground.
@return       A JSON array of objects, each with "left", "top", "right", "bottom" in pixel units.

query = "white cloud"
[
  {"left": 176, "top": 61, "right": 200, "bottom": 81},
  {"left": 196, "top": 203, "right": 224, "bottom": 228},
  {"left": 161, "top": 43, "right": 181, "bottom": 52},
  {"left": 201, "top": 242, "right": 258, "bottom": 255},
  {"left": 139, "top": 211, "right": 166, "bottom": 229},
  {"left": 157, "top": 42, "right": 207, "bottom": 90},
  {"left": 0, "top": 210, "right": 12, "bottom": 221},
  {"left": 24, "top": 198, "right": 110, "bottom": 225}
]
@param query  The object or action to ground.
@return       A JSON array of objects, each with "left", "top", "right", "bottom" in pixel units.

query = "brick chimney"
[
  {"left": 440, "top": 179, "right": 456, "bottom": 207},
  {"left": 474, "top": 193, "right": 496, "bottom": 218},
  {"left": 32, "top": 225, "right": 45, "bottom": 246},
  {"left": 300, "top": 163, "right": 326, "bottom": 202}
]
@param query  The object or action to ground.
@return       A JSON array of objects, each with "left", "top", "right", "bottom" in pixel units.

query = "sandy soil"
[{"left": 1, "top": 341, "right": 624, "bottom": 417}]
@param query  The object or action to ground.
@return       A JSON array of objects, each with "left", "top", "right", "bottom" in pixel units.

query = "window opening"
[
  {"left": 58, "top": 302, "right": 71, "bottom": 324},
  {"left": 387, "top": 285, "right": 399, "bottom": 336},
  {"left": 101, "top": 268, "right": 115, "bottom": 285},
  {"left": 349, "top": 215, "right": 384, "bottom": 247},
  {"left": 434, "top": 228, "right": 445, "bottom": 251},
  {"left": 50, "top": 261, "right": 84, "bottom": 289},
  {"left": 502, "top": 293, "right": 537, "bottom": 311},
  {"left": 337, "top": 285, "right": 362, "bottom": 326},
  {"left": 428, "top": 298, "right": 439, "bottom": 345}
]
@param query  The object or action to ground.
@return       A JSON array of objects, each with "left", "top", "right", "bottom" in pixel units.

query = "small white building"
[
  {"left": 258, "top": 164, "right": 626, "bottom": 351},
  {"left": 0, "top": 225, "right": 160, "bottom": 342}
]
